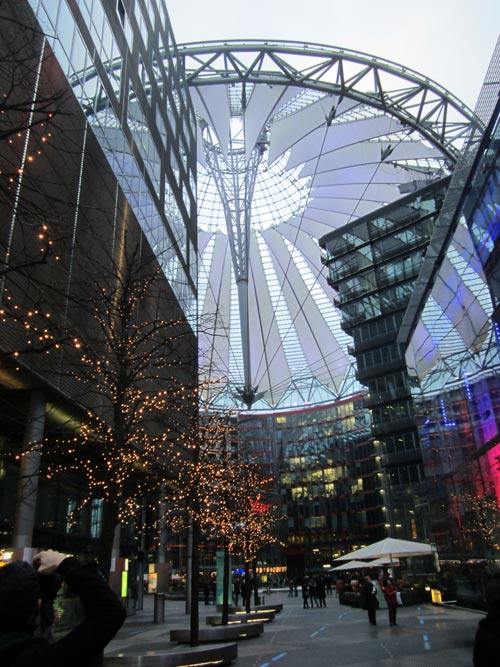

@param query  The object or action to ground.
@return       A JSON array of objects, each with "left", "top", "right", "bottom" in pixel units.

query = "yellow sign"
[{"left": 431, "top": 589, "right": 442, "bottom": 603}]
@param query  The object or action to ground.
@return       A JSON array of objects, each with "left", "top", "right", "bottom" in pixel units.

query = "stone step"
[
  {"left": 216, "top": 603, "right": 283, "bottom": 614},
  {"left": 207, "top": 610, "right": 275, "bottom": 624},
  {"left": 171, "top": 622, "right": 264, "bottom": 643},
  {"left": 103, "top": 642, "right": 237, "bottom": 667}
]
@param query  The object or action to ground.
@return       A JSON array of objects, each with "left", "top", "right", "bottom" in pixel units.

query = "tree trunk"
[
  {"left": 136, "top": 498, "right": 146, "bottom": 610},
  {"left": 98, "top": 501, "right": 120, "bottom": 581},
  {"left": 253, "top": 556, "right": 259, "bottom": 605},
  {"left": 222, "top": 544, "right": 230, "bottom": 625},
  {"left": 245, "top": 561, "right": 251, "bottom": 613},
  {"left": 186, "top": 524, "right": 192, "bottom": 615},
  {"left": 156, "top": 490, "right": 170, "bottom": 592},
  {"left": 189, "top": 522, "right": 200, "bottom": 646}
]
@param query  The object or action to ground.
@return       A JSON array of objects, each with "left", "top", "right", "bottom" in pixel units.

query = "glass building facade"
[
  {"left": 28, "top": 0, "right": 198, "bottom": 324},
  {"left": 320, "top": 179, "right": 452, "bottom": 541},
  {"left": 415, "top": 375, "right": 500, "bottom": 559},
  {"left": 0, "top": 0, "right": 198, "bottom": 565},
  {"left": 466, "top": 96, "right": 500, "bottom": 321},
  {"left": 237, "top": 396, "right": 374, "bottom": 572}
]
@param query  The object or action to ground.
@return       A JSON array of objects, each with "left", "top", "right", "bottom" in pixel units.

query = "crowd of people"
[
  {"left": 300, "top": 575, "right": 329, "bottom": 608},
  {"left": 288, "top": 569, "right": 402, "bottom": 625},
  {"left": 201, "top": 571, "right": 266, "bottom": 607}
]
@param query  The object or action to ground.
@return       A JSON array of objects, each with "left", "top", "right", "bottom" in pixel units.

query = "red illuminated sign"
[{"left": 249, "top": 495, "right": 271, "bottom": 514}]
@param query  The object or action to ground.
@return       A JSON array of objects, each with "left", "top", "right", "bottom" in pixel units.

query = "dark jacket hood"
[
  {"left": 0, "top": 631, "right": 39, "bottom": 665},
  {"left": 478, "top": 610, "right": 500, "bottom": 630}
]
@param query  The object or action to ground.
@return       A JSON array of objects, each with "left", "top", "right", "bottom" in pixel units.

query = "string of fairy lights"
[
  {"left": 161, "top": 414, "right": 282, "bottom": 562},
  {"left": 1, "top": 85, "right": 69, "bottom": 360},
  {"left": 456, "top": 493, "right": 500, "bottom": 552}
]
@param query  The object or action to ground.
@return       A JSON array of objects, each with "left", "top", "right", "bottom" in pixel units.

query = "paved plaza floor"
[{"left": 104, "top": 590, "right": 481, "bottom": 666}]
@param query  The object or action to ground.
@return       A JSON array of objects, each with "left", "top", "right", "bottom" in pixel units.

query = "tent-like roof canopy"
[
  {"left": 334, "top": 537, "right": 435, "bottom": 560},
  {"left": 176, "top": 41, "right": 488, "bottom": 410}
]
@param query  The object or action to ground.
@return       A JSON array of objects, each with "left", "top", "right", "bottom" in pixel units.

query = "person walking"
[
  {"left": 0, "top": 549, "right": 126, "bottom": 667},
  {"left": 362, "top": 575, "right": 379, "bottom": 625},
  {"left": 381, "top": 578, "right": 398, "bottom": 626}
]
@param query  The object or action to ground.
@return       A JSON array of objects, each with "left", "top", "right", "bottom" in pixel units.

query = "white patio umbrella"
[
  {"left": 367, "top": 556, "right": 400, "bottom": 567},
  {"left": 329, "top": 560, "right": 369, "bottom": 572},
  {"left": 335, "top": 538, "right": 435, "bottom": 562}
]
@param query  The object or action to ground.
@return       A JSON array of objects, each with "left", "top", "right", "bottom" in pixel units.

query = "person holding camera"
[{"left": 0, "top": 549, "right": 126, "bottom": 666}]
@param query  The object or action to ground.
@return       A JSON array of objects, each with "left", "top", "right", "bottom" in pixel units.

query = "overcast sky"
[{"left": 166, "top": 0, "right": 499, "bottom": 110}]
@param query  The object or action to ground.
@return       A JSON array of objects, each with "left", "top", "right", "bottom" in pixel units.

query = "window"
[
  {"left": 90, "top": 498, "right": 103, "bottom": 538},
  {"left": 66, "top": 499, "right": 78, "bottom": 533},
  {"left": 117, "top": 0, "right": 125, "bottom": 24}
]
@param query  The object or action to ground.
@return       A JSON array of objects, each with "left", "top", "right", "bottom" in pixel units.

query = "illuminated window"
[{"left": 90, "top": 499, "right": 103, "bottom": 539}]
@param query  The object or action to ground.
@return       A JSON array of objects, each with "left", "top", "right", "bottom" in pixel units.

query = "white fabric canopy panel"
[
  {"left": 329, "top": 560, "right": 370, "bottom": 572},
  {"left": 406, "top": 218, "right": 493, "bottom": 384},
  {"left": 185, "top": 42, "right": 479, "bottom": 411}
]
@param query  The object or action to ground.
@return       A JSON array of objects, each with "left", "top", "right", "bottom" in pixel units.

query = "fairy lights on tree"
[
  {"left": 163, "top": 410, "right": 282, "bottom": 623},
  {"left": 11, "top": 236, "right": 200, "bottom": 572},
  {"left": 162, "top": 411, "right": 281, "bottom": 557},
  {"left": 460, "top": 492, "right": 500, "bottom": 556}
]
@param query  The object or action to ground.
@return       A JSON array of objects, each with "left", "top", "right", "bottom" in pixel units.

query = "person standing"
[
  {"left": 309, "top": 577, "right": 319, "bottom": 608},
  {"left": 0, "top": 549, "right": 126, "bottom": 667},
  {"left": 382, "top": 578, "right": 398, "bottom": 626},
  {"left": 302, "top": 578, "right": 310, "bottom": 609},
  {"left": 325, "top": 574, "right": 333, "bottom": 596},
  {"left": 474, "top": 576, "right": 500, "bottom": 666},
  {"left": 203, "top": 576, "right": 210, "bottom": 605},
  {"left": 209, "top": 574, "right": 217, "bottom": 604},
  {"left": 316, "top": 576, "right": 327, "bottom": 607},
  {"left": 335, "top": 576, "right": 345, "bottom": 600},
  {"left": 233, "top": 577, "right": 241, "bottom": 607},
  {"left": 362, "top": 575, "right": 379, "bottom": 625}
]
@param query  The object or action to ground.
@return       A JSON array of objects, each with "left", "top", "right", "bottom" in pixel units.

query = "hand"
[{"left": 33, "top": 549, "right": 68, "bottom": 575}]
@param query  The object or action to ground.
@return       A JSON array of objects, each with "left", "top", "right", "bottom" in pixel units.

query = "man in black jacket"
[
  {"left": 0, "top": 549, "right": 126, "bottom": 666},
  {"left": 474, "top": 574, "right": 500, "bottom": 666}
]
